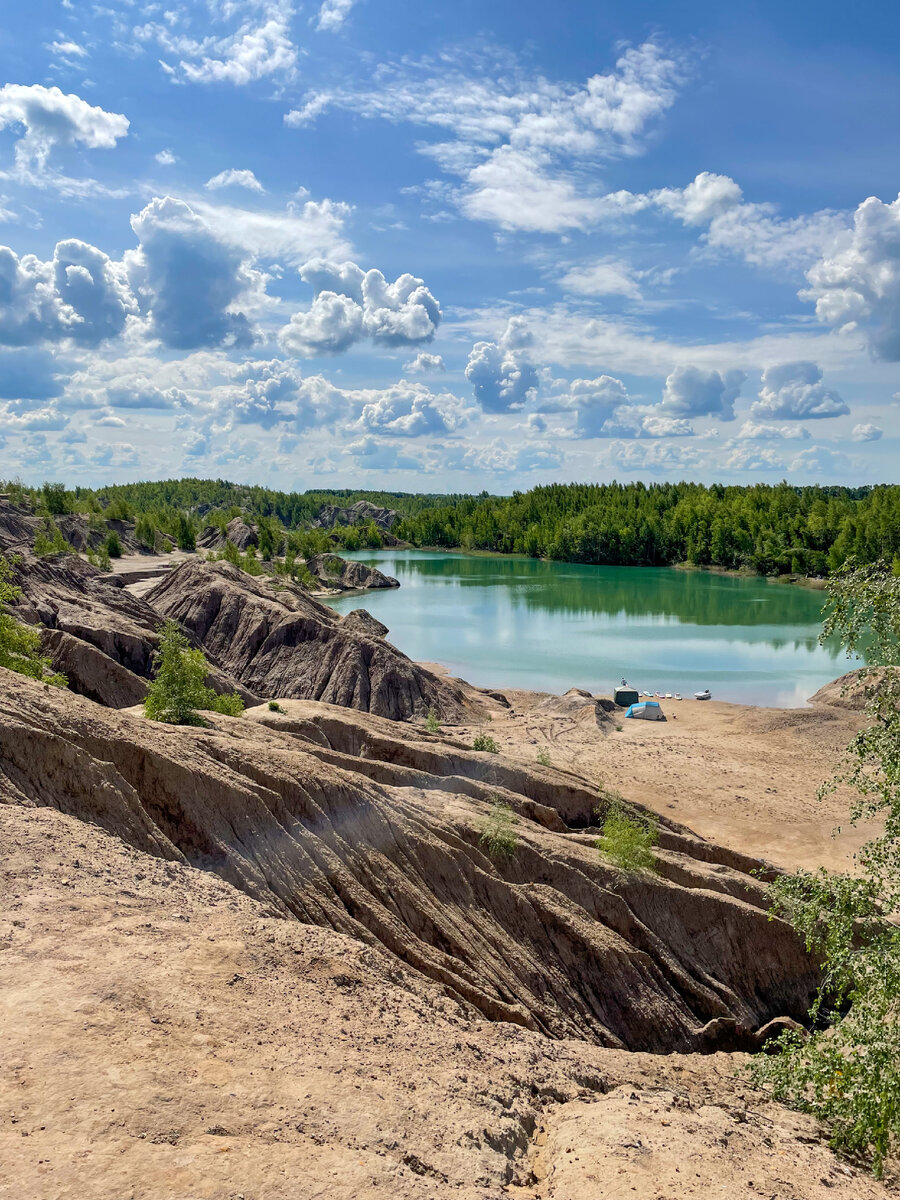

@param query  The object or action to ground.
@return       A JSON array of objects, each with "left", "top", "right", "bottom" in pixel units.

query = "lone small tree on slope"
[{"left": 144, "top": 619, "right": 243, "bottom": 725}]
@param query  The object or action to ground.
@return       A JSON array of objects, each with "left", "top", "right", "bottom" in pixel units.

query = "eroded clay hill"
[
  {"left": 0, "top": 670, "right": 816, "bottom": 1053},
  {"left": 147, "top": 558, "right": 467, "bottom": 721},
  {"left": 7, "top": 553, "right": 255, "bottom": 710}
]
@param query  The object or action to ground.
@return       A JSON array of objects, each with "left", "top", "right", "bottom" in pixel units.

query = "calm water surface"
[{"left": 326, "top": 551, "right": 851, "bottom": 707}]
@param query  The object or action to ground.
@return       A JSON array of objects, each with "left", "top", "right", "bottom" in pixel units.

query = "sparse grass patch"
[
  {"left": 595, "top": 799, "right": 658, "bottom": 872},
  {"left": 473, "top": 733, "right": 499, "bottom": 753},
  {"left": 478, "top": 796, "right": 518, "bottom": 861},
  {"left": 536, "top": 746, "right": 551, "bottom": 767}
]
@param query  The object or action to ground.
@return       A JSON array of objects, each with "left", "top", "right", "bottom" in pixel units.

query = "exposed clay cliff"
[
  {"left": 0, "top": 671, "right": 816, "bottom": 1052},
  {"left": 147, "top": 558, "right": 466, "bottom": 721},
  {"left": 307, "top": 552, "right": 399, "bottom": 591},
  {"left": 196, "top": 515, "right": 260, "bottom": 552},
  {"left": 312, "top": 499, "right": 401, "bottom": 531},
  {"left": 7, "top": 553, "right": 255, "bottom": 709}
]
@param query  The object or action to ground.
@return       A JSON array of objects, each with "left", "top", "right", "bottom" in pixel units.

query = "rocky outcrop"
[
  {"left": 307, "top": 552, "right": 399, "bottom": 591},
  {"left": 147, "top": 559, "right": 466, "bottom": 721},
  {"left": 341, "top": 608, "right": 389, "bottom": 638},
  {"left": 196, "top": 515, "right": 259, "bottom": 552},
  {"left": 810, "top": 667, "right": 896, "bottom": 710},
  {"left": 7, "top": 553, "right": 256, "bottom": 708},
  {"left": 312, "top": 500, "right": 401, "bottom": 531},
  {"left": 0, "top": 670, "right": 819, "bottom": 1054}
]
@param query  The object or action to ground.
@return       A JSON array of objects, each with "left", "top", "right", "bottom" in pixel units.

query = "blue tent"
[{"left": 624, "top": 700, "right": 665, "bottom": 720}]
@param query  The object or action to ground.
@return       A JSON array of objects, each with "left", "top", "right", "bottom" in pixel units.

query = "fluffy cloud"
[
  {"left": 736, "top": 420, "right": 811, "bottom": 441},
  {"left": 127, "top": 197, "right": 258, "bottom": 350},
  {"left": 316, "top": 0, "right": 356, "bottom": 31},
  {"left": 105, "top": 381, "right": 188, "bottom": 410},
  {"left": 155, "top": 149, "right": 176, "bottom": 166},
  {"left": 0, "top": 403, "right": 67, "bottom": 432},
  {"left": 0, "top": 239, "right": 135, "bottom": 347},
  {"left": 559, "top": 259, "right": 642, "bottom": 298},
  {"left": 560, "top": 375, "right": 629, "bottom": 436},
  {"left": 660, "top": 365, "right": 745, "bottom": 420},
  {"left": 205, "top": 169, "right": 265, "bottom": 193},
  {"left": 135, "top": 2, "right": 298, "bottom": 87},
  {"left": 723, "top": 445, "right": 785, "bottom": 471},
  {"left": 344, "top": 435, "right": 425, "bottom": 471},
  {"left": 803, "top": 195, "right": 900, "bottom": 360},
  {"left": 0, "top": 84, "right": 128, "bottom": 169},
  {"left": 354, "top": 382, "right": 471, "bottom": 437},
  {"left": 466, "top": 317, "right": 538, "bottom": 412},
  {"left": 281, "top": 258, "right": 441, "bottom": 355},
  {"left": 751, "top": 362, "right": 849, "bottom": 420},
  {"left": 607, "top": 439, "right": 704, "bottom": 473},
  {"left": 651, "top": 171, "right": 743, "bottom": 226},
  {"left": 280, "top": 291, "right": 363, "bottom": 355},
  {"left": 851, "top": 423, "right": 883, "bottom": 442},
  {"left": 789, "top": 445, "right": 852, "bottom": 475},
  {"left": 404, "top": 352, "right": 445, "bottom": 373},
  {"left": 188, "top": 197, "right": 352, "bottom": 266}
]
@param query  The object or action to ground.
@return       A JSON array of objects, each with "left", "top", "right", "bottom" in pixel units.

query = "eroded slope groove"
[{"left": 0, "top": 672, "right": 817, "bottom": 1052}]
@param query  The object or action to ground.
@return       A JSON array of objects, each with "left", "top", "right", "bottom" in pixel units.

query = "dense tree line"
[{"left": 395, "top": 482, "right": 900, "bottom": 576}]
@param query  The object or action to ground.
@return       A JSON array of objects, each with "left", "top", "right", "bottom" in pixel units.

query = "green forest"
[
  {"left": 4, "top": 477, "right": 899, "bottom": 577},
  {"left": 395, "top": 482, "right": 900, "bottom": 576}
]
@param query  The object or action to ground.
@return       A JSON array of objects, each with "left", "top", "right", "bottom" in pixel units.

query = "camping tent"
[
  {"left": 624, "top": 701, "right": 665, "bottom": 721},
  {"left": 613, "top": 686, "right": 640, "bottom": 707}
]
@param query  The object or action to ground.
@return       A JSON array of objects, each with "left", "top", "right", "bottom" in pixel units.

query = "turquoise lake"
[{"left": 326, "top": 551, "right": 853, "bottom": 707}]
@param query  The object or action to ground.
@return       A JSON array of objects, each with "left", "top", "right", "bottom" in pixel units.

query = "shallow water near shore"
[{"left": 326, "top": 550, "right": 853, "bottom": 707}]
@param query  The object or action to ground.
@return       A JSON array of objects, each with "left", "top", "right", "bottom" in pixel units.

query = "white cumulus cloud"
[
  {"left": 851, "top": 423, "right": 883, "bottom": 442},
  {"left": 403, "top": 352, "right": 445, "bottom": 374},
  {"left": 660, "top": 365, "right": 745, "bottom": 420},
  {"left": 466, "top": 317, "right": 538, "bottom": 412},
  {"left": 205, "top": 168, "right": 266, "bottom": 193},
  {"left": 751, "top": 362, "right": 849, "bottom": 420},
  {"left": 280, "top": 258, "right": 441, "bottom": 355},
  {"left": 316, "top": 0, "right": 357, "bottom": 31},
  {"left": 0, "top": 83, "right": 128, "bottom": 169},
  {"left": 803, "top": 194, "right": 900, "bottom": 361}
]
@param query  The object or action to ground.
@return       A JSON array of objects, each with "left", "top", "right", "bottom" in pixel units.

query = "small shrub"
[
  {"left": 86, "top": 545, "right": 112, "bottom": 572},
  {"left": 478, "top": 797, "right": 518, "bottom": 861},
  {"left": 536, "top": 746, "right": 551, "bottom": 767},
  {"left": 425, "top": 707, "right": 440, "bottom": 734},
  {"left": 144, "top": 619, "right": 243, "bottom": 725},
  {"left": 615, "top": 723, "right": 624, "bottom": 732},
  {"left": 105, "top": 530, "right": 122, "bottom": 558},
  {"left": 0, "top": 554, "right": 66, "bottom": 686},
  {"left": 473, "top": 733, "right": 499, "bottom": 753},
  {"left": 595, "top": 800, "right": 658, "bottom": 872},
  {"left": 33, "top": 520, "right": 72, "bottom": 557},
  {"left": 268, "top": 700, "right": 285, "bottom": 713}
]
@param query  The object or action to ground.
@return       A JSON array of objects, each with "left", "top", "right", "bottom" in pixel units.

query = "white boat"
[
  {"left": 674, "top": 693, "right": 682, "bottom": 701},
  {"left": 695, "top": 689, "right": 712, "bottom": 701},
  {"left": 664, "top": 692, "right": 673, "bottom": 699}
]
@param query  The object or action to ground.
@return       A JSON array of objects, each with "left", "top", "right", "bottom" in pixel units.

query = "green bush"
[
  {"left": 748, "top": 560, "right": 900, "bottom": 1178},
  {"left": 478, "top": 797, "right": 518, "bottom": 860},
  {"left": 33, "top": 520, "right": 72, "bottom": 557},
  {"left": 41, "top": 482, "right": 72, "bottom": 515},
  {"left": 144, "top": 620, "right": 243, "bottom": 725},
  {"left": 472, "top": 733, "right": 499, "bottom": 753},
  {"left": 0, "top": 555, "right": 66, "bottom": 686},
  {"left": 105, "top": 530, "right": 123, "bottom": 558},
  {"left": 135, "top": 514, "right": 156, "bottom": 550},
  {"left": 595, "top": 800, "right": 658, "bottom": 872},
  {"left": 268, "top": 700, "right": 285, "bottom": 713},
  {"left": 425, "top": 707, "right": 440, "bottom": 734}
]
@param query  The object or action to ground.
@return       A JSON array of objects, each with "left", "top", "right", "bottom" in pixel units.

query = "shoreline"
[
  {"left": 439, "top": 666, "right": 870, "bottom": 875},
  {"left": 383, "top": 542, "right": 831, "bottom": 589}
]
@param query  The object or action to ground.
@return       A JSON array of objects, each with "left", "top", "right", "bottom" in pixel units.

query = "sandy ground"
[{"left": 437, "top": 677, "right": 873, "bottom": 874}]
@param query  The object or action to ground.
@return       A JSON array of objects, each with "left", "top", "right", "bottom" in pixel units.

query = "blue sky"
[{"left": 0, "top": 0, "right": 897, "bottom": 490}]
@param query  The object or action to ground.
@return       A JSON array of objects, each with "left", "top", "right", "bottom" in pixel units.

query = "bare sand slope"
[
  {"left": 446, "top": 686, "right": 874, "bottom": 873},
  {"left": 1, "top": 803, "right": 888, "bottom": 1200}
]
